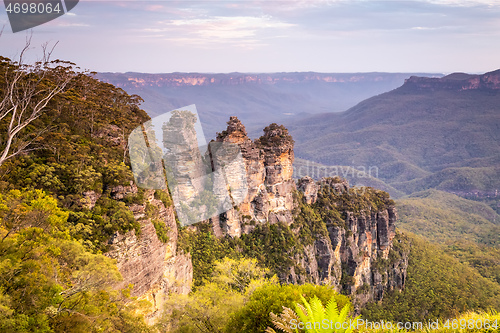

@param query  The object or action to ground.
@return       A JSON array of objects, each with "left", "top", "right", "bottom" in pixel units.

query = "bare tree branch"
[{"left": 0, "top": 35, "right": 75, "bottom": 167}]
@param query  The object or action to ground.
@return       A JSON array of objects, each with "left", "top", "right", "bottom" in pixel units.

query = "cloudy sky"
[{"left": 1, "top": 0, "right": 499, "bottom": 73}]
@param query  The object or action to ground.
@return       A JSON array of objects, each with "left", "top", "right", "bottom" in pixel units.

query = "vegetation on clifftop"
[
  {"left": 2, "top": 52, "right": 500, "bottom": 332},
  {"left": 0, "top": 55, "right": 153, "bottom": 331}
]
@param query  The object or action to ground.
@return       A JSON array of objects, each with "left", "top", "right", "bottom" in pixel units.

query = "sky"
[{"left": 1, "top": 0, "right": 500, "bottom": 73}]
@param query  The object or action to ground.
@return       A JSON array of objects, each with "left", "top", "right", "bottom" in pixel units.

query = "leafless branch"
[{"left": 0, "top": 35, "right": 75, "bottom": 167}]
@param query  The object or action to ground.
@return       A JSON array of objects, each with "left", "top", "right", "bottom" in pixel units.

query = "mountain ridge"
[
  {"left": 403, "top": 68, "right": 500, "bottom": 91},
  {"left": 95, "top": 71, "right": 443, "bottom": 139},
  {"left": 97, "top": 71, "right": 443, "bottom": 88},
  {"left": 288, "top": 70, "right": 500, "bottom": 192}
]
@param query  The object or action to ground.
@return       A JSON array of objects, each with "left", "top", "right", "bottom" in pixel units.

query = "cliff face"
[
  {"left": 105, "top": 188, "right": 192, "bottom": 324},
  {"left": 106, "top": 117, "right": 407, "bottom": 320},
  {"left": 98, "top": 72, "right": 430, "bottom": 88},
  {"left": 292, "top": 177, "right": 407, "bottom": 307},
  {"left": 212, "top": 118, "right": 408, "bottom": 307},
  {"left": 404, "top": 69, "right": 500, "bottom": 91},
  {"left": 212, "top": 117, "right": 296, "bottom": 237}
]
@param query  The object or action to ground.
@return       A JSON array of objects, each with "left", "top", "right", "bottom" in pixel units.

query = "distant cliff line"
[
  {"left": 404, "top": 69, "right": 500, "bottom": 91},
  {"left": 96, "top": 72, "right": 442, "bottom": 88}
]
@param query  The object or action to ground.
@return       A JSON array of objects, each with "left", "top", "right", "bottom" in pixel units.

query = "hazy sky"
[{"left": 1, "top": 0, "right": 500, "bottom": 73}]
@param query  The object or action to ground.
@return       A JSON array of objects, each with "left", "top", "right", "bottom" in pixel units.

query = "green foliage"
[
  {"left": 237, "top": 222, "right": 298, "bottom": 276},
  {"left": 177, "top": 222, "right": 239, "bottom": 287},
  {"left": 398, "top": 167, "right": 500, "bottom": 195},
  {"left": 362, "top": 232, "right": 500, "bottom": 323},
  {"left": 164, "top": 282, "right": 245, "bottom": 333},
  {"left": 267, "top": 294, "right": 359, "bottom": 333},
  {"left": 122, "top": 187, "right": 145, "bottom": 205},
  {"left": 160, "top": 257, "right": 275, "bottom": 333},
  {"left": 226, "top": 284, "right": 351, "bottom": 333},
  {"left": 68, "top": 196, "right": 140, "bottom": 252},
  {"left": 154, "top": 189, "right": 172, "bottom": 207},
  {"left": 444, "top": 241, "right": 500, "bottom": 286},
  {"left": 0, "top": 58, "right": 154, "bottom": 332},
  {"left": 211, "top": 257, "right": 275, "bottom": 294},
  {"left": 292, "top": 191, "right": 328, "bottom": 246},
  {"left": 0, "top": 61, "right": 149, "bottom": 253},
  {"left": 397, "top": 189, "right": 500, "bottom": 246},
  {"left": 102, "top": 161, "right": 134, "bottom": 187},
  {"left": 396, "top": 189, "right": 500, "bottom": 287},
  {"left": 152, "top": 219, "right": 169, "bottom": 243},
  {"left": 315, "top": 182, "right": 394, "bottom": 217},
  {"left": 255, "top": 123, "right": 295, "bottom": 148},
  {"left": 428, "top": 310, "right": 500, "bottom": 333},
  {"left": 177, "top": 220, "right": 300, "bottom": 289},
  {"left": 0, "top": 189, "right": 150, "bottom": 332}
]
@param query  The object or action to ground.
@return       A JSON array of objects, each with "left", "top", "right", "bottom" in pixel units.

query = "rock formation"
[
  {"left": 107, "top": 116, "right": 407, "bottom": 321},
  {"left": 289, "top": 178, "right": 407, "bottom": 308},
  {"left": 211, "top": 118, "right": 408, "bottom": 307},
  {"left": 212, "top": 118, "right": 296, "bottom": 236}
]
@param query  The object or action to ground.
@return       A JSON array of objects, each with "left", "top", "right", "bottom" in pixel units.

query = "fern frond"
[
  {"left": 309, "top": 296, "right": 325, "bottom": 324},
  {"left": 324, "top": 296, "right": 339, "bottom": 319},
  {"left": 338, "top": 302, "right": 350, "bottom": 323},
  {"left": 269, "top": 306, "right": 302, "bottom": 333},
  {"left": 295, "top": 302, "right": 309, "bottom": 327},
  {"left": 299, "top": 295, "right": 314, "bottom": 323},
  {"left": 269, "top": 311, "right": 291, "bottom": 333}
]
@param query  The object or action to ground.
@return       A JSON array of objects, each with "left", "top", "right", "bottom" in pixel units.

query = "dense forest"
[{"left": 1, "top": 55, "right": 499, "bottom": 333}]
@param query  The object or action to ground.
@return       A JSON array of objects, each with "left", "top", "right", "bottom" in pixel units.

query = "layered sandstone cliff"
[
  {"left": 98, "top": 72, "right": 422, "bottom": 88},
  {"left": 211, "top": 117, "right": 296, "bottom": 237},
  {"left": 105, "top": 187, "right": 192, "bottom": 324},
  {"left": 212, "top": 118, "right": 408, "bottom": 306},
  {"left": 293, "top": 177, "right": 407, "bottom": 307}
]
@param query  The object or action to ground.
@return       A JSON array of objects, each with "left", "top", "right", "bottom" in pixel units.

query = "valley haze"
[{"left": 96, "top": 71, "right": 442, "bottom": 139}]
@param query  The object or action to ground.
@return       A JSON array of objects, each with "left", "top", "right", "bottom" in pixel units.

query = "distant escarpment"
[
  {"left": 200, "top": 117, "right": 408, "bottom": 307},
  {"left": 95, "top": 71, "right": 442, "bottom": 138},
  {"left": 97, "top": 72, "right": 433, "bottom": 88},
  {"left": 404, "top": 69, "right": 500, "bottom": 91},
  {"left": 288, "top": 69, "right": 500, "bottom": 202}
]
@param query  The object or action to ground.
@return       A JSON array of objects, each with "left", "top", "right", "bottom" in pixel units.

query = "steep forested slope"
[{"left": 0, "top": 56, "right": 154, "bottom": 332}]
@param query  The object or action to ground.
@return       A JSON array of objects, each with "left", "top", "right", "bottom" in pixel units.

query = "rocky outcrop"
[
  {"left": 404, "top": 69, "right": 500, "bottom": 91},
  {"left": 81, "top": 190, "right": 101, "bottom": 209},
  {"left": 109, "top": 182, "right": 138, "bottom": 200},
  {"left": 107, "top": 117, "right": 407, "bottom": 322},
  {"left": 291, "top": 178, "right": 407, "bottom": 308},
  {"left": 163, "top": 111, "right": 205, "bottom": 203},
  {"left": 208, "top": 118, "right": 408, "bottom": 307},
  {"left": 289, "top": 180, "right": 406, "bottom": 309},
  {"left": 212, "top": 118, "right": 296, "bottom": 237},
  {"left": 297, "top": 176, "right": 318, "bottom": 205}
]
